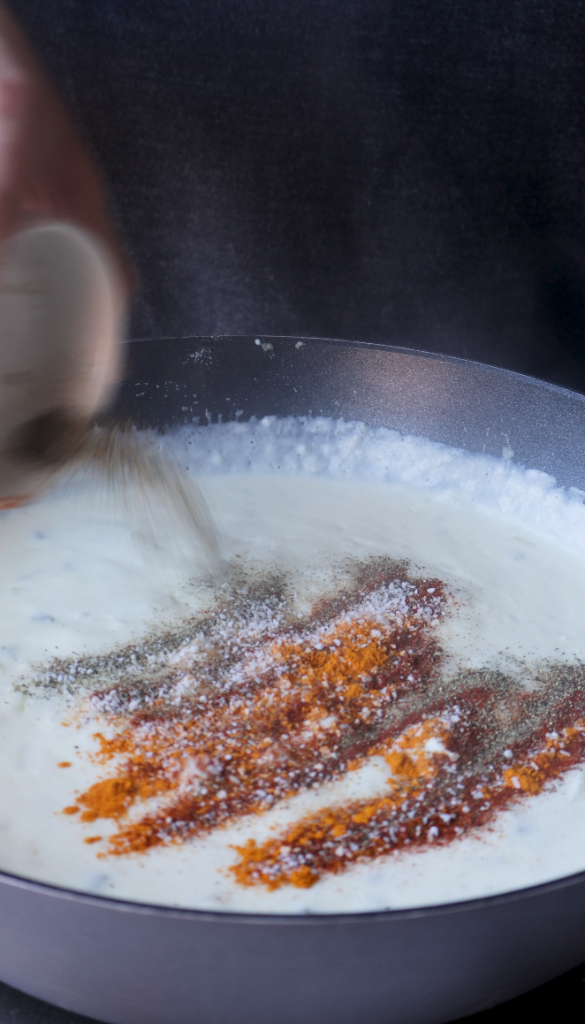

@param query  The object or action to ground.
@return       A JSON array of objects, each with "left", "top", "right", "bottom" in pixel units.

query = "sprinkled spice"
[
  {"left": 232, "top": 715, "right": 585, "bottom": 889},
  {"left": 27, "top": 555, "right": 585, "bottom": 890},
  {"left": 66, "top": 559, "right": 446, "bottom": 854}
]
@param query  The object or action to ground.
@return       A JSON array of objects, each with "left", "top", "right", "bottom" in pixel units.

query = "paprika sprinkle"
[{"left": 32, "top": 554, "right": 585, "bottom": 893}]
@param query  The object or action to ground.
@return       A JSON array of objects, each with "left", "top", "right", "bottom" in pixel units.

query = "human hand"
[{"left": 0, "top": 3, "right": 129, "bottom": 286}]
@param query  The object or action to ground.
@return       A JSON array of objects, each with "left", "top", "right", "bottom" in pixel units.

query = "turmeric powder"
[
  {"left": 62, "top": 560, "right": 446, "bottom": 855},
  {"left": 48, "top": 555, "right": 585, "bottom": 891}
]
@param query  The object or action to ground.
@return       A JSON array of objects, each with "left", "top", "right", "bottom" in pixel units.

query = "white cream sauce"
[{"left": 1, "top": 419, "right": 585, "bottom": 912}]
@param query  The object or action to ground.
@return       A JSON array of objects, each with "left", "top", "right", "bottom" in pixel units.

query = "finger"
[
  {"left": 0, "top": 68, "right": 32, "bottom": 242},
  {"left": 0, "top": 6, "right": 132, "bottom": 290},
  {"left": 20, "top": 92, "right": 133, "bottom": 295}
]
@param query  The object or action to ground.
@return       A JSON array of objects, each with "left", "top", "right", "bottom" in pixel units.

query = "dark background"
[
  {"left": 8, "top": 0, "right": 585, "bottom": 390},
  {"left": 2, "top": 0, "right": 585, "bottom": 1019}
]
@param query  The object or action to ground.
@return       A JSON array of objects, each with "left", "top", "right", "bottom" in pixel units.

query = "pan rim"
[
  {"left": 3, "top": 335, "right": 584, "bottom": 926},
  {"left": 127, "top": 332, "right": 585, "bottom": 405}
]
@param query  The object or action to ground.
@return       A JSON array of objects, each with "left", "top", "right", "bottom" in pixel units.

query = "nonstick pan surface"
[{"left": 2, "top": 336, "right": 585, "bottom": 1024}]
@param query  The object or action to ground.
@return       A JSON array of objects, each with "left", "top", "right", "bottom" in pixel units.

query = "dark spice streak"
[{"left": 24, "top": 555, "right": 585, "bottom": 889}]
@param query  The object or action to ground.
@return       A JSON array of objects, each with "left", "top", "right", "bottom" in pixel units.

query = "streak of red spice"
[
  {"left": 66, "top": 570, "right": 446, "bottom": 856},
  {"left": 231, "top": 720, "right": 585, "bottom": 888},
  {"left": 56, "top": 558, "right": 585, "bottom": 892}
]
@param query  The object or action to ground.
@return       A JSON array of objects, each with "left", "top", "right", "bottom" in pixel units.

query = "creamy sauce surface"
[{"left": 1, "top": 419, "right": 585, "bottom": 912}]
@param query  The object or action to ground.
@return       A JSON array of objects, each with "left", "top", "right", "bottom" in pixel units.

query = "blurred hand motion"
[
  {"left": 0, "top": 2, "right": 127, "bottom": 282},
  {"left": 0, "top": 5, "right": 129, "bottom": 507}
]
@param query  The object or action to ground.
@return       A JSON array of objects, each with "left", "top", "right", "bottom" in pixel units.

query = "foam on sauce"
[{"left": 2, "top": 416, "right": 585, "bottom": 913}]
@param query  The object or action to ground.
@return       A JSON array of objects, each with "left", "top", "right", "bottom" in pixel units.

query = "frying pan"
[{"left": 1, "top": 335, "right": 585, "bottom": 1024}]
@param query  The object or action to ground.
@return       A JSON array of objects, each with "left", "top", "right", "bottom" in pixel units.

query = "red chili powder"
[{"left": 50, "top": 556, "right": 585, "bottom": 889}]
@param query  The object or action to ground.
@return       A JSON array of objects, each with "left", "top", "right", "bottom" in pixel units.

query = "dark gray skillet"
[{"left": 2, "top": 336, "right": 585, "bottom": 1024}]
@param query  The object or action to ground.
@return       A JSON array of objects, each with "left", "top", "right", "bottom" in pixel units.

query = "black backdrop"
[{"left": 8, "top": 0, "right": 585, "bottom": 390}]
